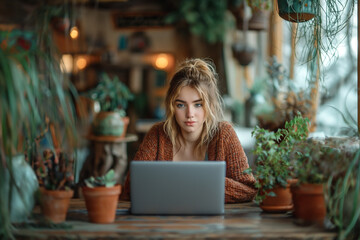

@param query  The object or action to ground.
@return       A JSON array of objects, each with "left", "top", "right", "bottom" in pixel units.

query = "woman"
[{"left": 122, "top": 58, "right": 257, "bottom": 203}]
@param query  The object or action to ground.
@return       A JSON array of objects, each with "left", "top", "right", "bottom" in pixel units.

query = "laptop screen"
[{"left": 130, "top": 161, "right": 226, "bottom": 215}]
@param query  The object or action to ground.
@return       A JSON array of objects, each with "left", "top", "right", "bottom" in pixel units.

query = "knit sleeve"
[
  {"left": 120, "top": 123, "right": 161, "bottom": 200},
  {"left": 221, "top": 122, "right": 257, "bottom": 203},
  {"left": 133, "top": 123, "right": 162, "bottom": 160}
]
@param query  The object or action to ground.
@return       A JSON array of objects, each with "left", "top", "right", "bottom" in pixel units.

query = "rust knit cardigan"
[{"left": 122, "top": 121, "right": 257, "bottom": 203}]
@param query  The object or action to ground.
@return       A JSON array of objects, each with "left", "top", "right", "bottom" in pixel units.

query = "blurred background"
[{"left": 1, "top": 0, "right": 358, "bottom": 179}]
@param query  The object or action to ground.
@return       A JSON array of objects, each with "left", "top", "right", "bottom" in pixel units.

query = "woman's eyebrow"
[{"left": 175, "top": 99, "right": 202, "bottom": 103}]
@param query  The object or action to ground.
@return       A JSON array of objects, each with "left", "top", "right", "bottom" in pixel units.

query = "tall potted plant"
[
  {"left": 245, "top": 114, "right": 309, "bottom": 212},
  {"left": 0, "top": 4, "right": 78, "bottom": 238},
  {"left": 85, "top": 72, "right": 134, "bottom": 138},
  {"left": 34, "top": 139, "right": 75, "bottom": 223}
]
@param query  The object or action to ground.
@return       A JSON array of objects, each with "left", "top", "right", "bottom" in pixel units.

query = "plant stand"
[{"left": 79, "top": 134, "right": 138, "bottom": 188}]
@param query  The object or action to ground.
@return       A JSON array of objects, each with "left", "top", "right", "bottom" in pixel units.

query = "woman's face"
[{"left": 174, "top": 86, "right": 205, "bottom": 137}]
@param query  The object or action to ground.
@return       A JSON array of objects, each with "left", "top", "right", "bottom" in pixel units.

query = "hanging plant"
[
  {"left": 165, "top": 0, "right": 233, "bottom": 43},
  {"left": 277, "top": 0, "right": 315, "bottom": 23},
  {"left": 279, "top": 0, "right": 355, "bottom": 87}
]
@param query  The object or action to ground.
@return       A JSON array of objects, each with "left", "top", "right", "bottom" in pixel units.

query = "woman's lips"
[{"left": 185, "top": 121, "right": 195, "bottom": 126}]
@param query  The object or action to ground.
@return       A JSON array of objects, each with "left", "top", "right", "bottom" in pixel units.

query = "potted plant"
[
  {"left": 85, "top": 72, "right": 134, "bottom": 138},
  {"left": 289, "top": 139, "right": 327, "bottom": 226},
  {"left": 0, "top": 5, "right": 78, "bottom": 238},
  {"left": 230, "top": 0, "right": 256, "bottom": 66},
  {"left": 33, "top": 130, "right": 75, "bottom": 224},
  {"left": 321, "top": 137, "right": 360, "bottom": 239},
  {"left": 278, "top": 0, "right": 355, "bottom": 82},
  {"left": 289, "top": 133, "right": 359, "bottom": 233},
  {"left": 82, "top": 169, "right": 121, "bottom": 224},
  {"left": 277, "top": 0, "right": 315, "bottom": 22},
  {"left": 254, "top": 56, "right": 313, "bottom": 132},
  {"left": 245, "top": 114, "right": 309, "bottom": 212},
  {"left": 165, "top": 0, "right": 232, "bottom": 44},
  {"left": 230, "top": 0, "right": 271, "bottom": 31}
]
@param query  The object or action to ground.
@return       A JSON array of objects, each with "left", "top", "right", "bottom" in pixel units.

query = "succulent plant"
[{"left": 84, "top": 169, "right": 117, "bottom": 188}]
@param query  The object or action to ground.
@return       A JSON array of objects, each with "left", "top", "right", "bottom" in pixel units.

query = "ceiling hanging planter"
[
  {"left": 231, "top": 1, "right": 256, "bottom": 66},
  {"left": 232, "top": 44, "right": 256, "bottom": 66},
  {"left": 277, "top": 0, "right": 315, "bottom": 23},
  {"left": 248, "top": 9, "right": 270, "bottom": 31}
]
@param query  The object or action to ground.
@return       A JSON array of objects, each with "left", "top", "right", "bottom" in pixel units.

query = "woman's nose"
[{"left": 186, "top": 106, "right": 194, "bottom": 118}]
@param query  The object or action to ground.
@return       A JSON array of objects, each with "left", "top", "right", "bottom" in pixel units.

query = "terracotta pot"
[
  {"left": 39, "top": 188, "right": 74, "bottom": 223},
  {"left": 291, "top": 183, "right": 326, "bottom": 226},
  {"left": 82, "top": 185, "right": 121, "bottom": 223},
  {"left": 120, "top": 116, "right": 130, "bottom": 138},
  {"left": 277, "top": 0, "right": 315, "bottom": 23},
  {"left": 260, "top": 184, "right": 293, "bottom": 213},
  {"left": 249, "top": 9, "right": 270, "bottom": 31}
]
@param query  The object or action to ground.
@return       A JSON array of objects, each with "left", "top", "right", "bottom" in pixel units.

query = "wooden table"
[{"left": 14, "top": 199, "right": 337, "bottom": 239}]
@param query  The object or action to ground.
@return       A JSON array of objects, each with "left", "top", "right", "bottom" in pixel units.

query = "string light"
[
  {"left": 70, "top": 26, "right": 79, "bottom": 39},
  {"left": 76, "top": 57, "right": 87, "bottom": 70},
  {"left": 155, "top": 54, "right": 169, "bottom": 69}
]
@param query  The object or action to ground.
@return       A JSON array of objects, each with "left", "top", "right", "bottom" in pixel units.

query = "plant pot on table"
[
  {"left": 260, "top": 182, "right": 294, "bottom": 213},
  {"left": 82, "top": 185, "right": 122, "bottom": 224},
  {"left": 291, "top": 183, "right": 326, "bottom": 226},
  {"left": 39, "top": 188, "right": 74, "bottom": 223}
]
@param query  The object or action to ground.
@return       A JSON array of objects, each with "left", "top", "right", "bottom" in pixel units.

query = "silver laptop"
[{"left": 130, "top": 161, "right": 226, "bottom": 215}]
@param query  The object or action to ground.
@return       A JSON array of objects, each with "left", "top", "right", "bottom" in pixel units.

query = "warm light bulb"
[
  {"left": 155, "top": 54, "right": 168, "bottom": 69},
  {"left": 76, "top": 57, "right": 87, "bottom": 70},
  {"left": 70, "top": 26, "right": 79, "bottom": 39},
  {"left": 61, "top": 54, "right": 73, "bottom": 73}
]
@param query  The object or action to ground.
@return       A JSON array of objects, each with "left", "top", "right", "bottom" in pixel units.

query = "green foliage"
[
  {"left": 85, "top": 73, "right": 134, "bottom": 113},
  {"left": 246, "top": 0, "right": 272, "bottom": 10},
  {"left": 325, "top": 149, "right": 360, "bottom": 240},
  {"left": 34, "top": 149, "right": 74, "bottom": 191},
  {"left": 254, "top": 56, "right": 313, "bottom": 132},
  {"left": 329, "top": 104, "right": 359, "bottom": 137},
  {"left": 290, "top": 0, "right": 355, "bottom": 84},
  {"left": 165, "top": 0, "right": 233, "bottom": 43},
  {"left": 0, "top": 4, "right": 79, "bottom": 239},
  {"left": 229, "top": 0, "right": 272, "bottom": 10},
  {"left": 289, "top": 140, "right": 326, "bottom": 184},
  {"left": 84, "top": 169, "right": 116, "bottom": 188},
  {"left": 289, "top": 135, "right": 360, "bottom": 238},
  {"left": 248, "top": 114, "right": 310, "bottom": 202}
]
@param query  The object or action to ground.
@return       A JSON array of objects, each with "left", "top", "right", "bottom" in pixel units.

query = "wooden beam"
[
  {"left": 289, "top": 23, "right": 297, "bottom": 80},
  {"left": 268, "top": 0, "right": 283, "bottom": 61},
  {"left": 309, "top": 24, "right": 321, "bottom": 133}
]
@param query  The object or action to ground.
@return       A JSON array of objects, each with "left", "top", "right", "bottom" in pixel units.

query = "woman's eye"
[
  {"left": 176, "top": 103, "right": 185, "bottom": 108},
  {"left": 195, "top": 103, "right": 203, "bottom": 108}
]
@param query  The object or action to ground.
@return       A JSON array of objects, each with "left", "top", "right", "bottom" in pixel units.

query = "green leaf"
[{"left": 268, "top": 191, "right": 276, "bottom": 197}]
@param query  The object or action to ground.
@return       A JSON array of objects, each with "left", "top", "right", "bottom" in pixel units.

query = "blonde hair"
[{"left": 163, "top": 58, "right": 224, "bottom": 156}]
